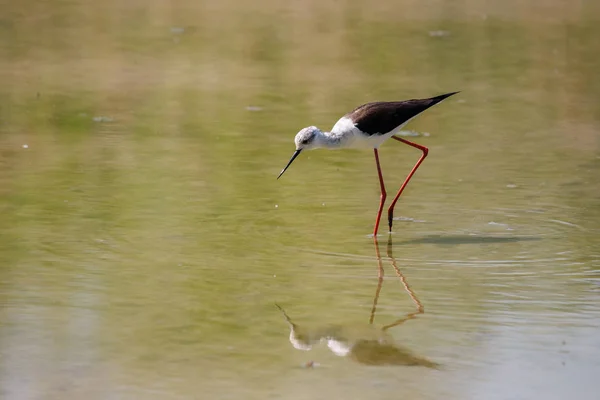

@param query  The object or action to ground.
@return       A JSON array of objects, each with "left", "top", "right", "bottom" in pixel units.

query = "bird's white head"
[
  {"left": 294, "top": 126, "right": 322, "bottom": 150},
  {"left": 277, "top": 126, "right": 323, "bottom": 179}
]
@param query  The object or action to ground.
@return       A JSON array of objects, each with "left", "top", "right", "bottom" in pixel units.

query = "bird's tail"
[{"left": 429, "top": 91, "right": 460, "bottom": 104}]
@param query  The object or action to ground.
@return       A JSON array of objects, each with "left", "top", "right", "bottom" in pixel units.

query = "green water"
[{"left": 1, "top": 1, "right": 599, "bottom": 399}]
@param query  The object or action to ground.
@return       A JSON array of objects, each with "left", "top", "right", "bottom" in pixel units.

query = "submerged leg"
[
  {"left": 373, "top": 148, "right": 387, "bottom": 236},
  {"left": 387, "top": 137, "right": 429, "bottom": 232}
]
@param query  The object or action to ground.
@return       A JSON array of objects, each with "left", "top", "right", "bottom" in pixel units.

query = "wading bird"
[{"left": 277, "top": 92, "right": 458, "bottom": 235}]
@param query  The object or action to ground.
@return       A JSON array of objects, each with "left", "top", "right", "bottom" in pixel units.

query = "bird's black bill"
[{"left": 277, "top": 149, "right": 302, "bottom": 179}]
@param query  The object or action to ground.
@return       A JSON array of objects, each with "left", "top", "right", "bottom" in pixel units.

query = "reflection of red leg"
[
  {"left": 373, "top": 149, "right": 387, "bottom": 236},
  {"left": 387, "top": 137, "right": 429, "bottom": 232},
  {"left": 372, "top": 236, "right": 424, "bottom": 330},
  {"left": 387, "top": 236, "right": 424, "bottom": 313},
  {"left": 370, "top": 237, "right": 384, "bottom": 324}
]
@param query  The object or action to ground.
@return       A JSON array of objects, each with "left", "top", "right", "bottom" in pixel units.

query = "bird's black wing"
[{"left": 348, "top": 92, "right": 458, "bottom": 136}]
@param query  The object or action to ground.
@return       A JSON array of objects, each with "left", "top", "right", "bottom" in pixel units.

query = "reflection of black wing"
[
  {"left": 348, "top": 92, "right": 458, "bottom": 136},
  {"left": 351, "top": 340, "right": 440, "bottom": 368}
]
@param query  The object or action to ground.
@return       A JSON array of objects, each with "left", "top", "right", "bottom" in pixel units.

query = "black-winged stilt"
[{"left": 278, "top": 92, "right": 458, "bottom": 236}]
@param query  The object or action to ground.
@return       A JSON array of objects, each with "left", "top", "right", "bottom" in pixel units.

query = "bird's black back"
[{"left": 348, "top": 92, "right": 458, "bottom": 136}]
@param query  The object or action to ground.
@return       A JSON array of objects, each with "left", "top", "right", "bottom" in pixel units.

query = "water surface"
[{"left": 1, "top": 1, "right": 599, "bottom": 399}]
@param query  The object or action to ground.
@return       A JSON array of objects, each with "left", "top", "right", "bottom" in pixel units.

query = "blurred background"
[{"left": 1, "top": 0, "right": 599, "bottom": 399}]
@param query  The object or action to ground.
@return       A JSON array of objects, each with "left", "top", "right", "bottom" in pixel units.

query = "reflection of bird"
[
  {"left": 275, "top": 304, "right": 438, "bottom": 368},
  {"left": 275, "top": 236, "right": 438, "bottom": 368},
  {"left": 277, "top": 92, "right": 458, "bottom": 235}
]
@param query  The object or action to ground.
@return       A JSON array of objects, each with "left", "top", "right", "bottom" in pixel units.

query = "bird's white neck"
[{"left": 313, "top": 128, "right": 346, "bottom": 149}]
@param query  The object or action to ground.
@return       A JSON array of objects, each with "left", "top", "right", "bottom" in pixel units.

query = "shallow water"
[{"left": 1, "top": 1, "right": 600, "bottom": 399}]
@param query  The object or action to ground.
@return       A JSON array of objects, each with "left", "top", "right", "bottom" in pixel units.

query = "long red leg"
[
  {"left": 387, "top": 137, "right": 429, "bottom": 232},
  {"left": 373, "top": 148, "right": 387, "bottom": 236}
]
